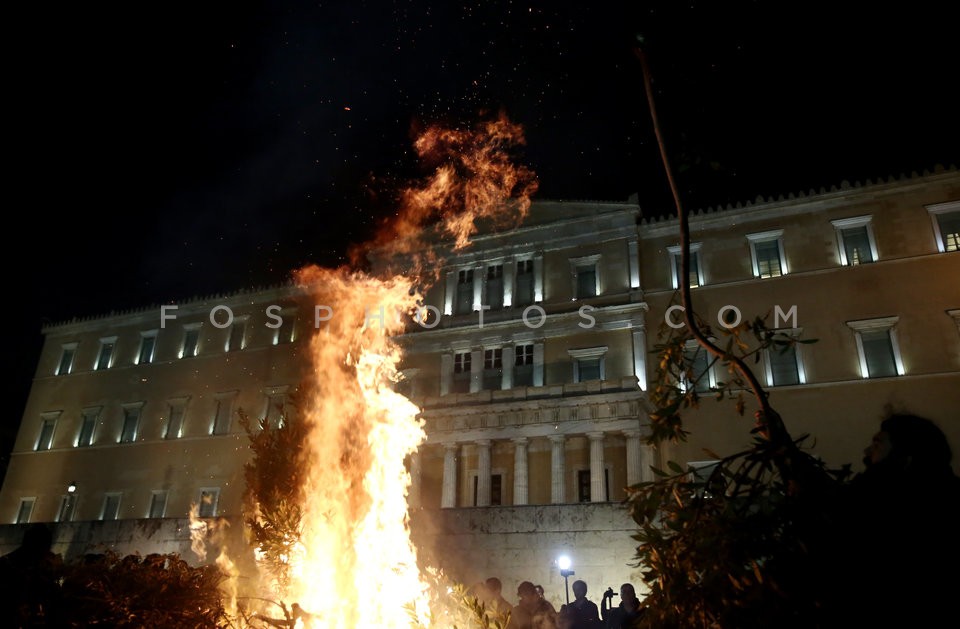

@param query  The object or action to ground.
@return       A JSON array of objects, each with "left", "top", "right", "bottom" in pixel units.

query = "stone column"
[
  {"left": 623, "top": 429, "right": 643, "bottom": 488},
  {"left": 441, "top": 443, "right": 459, "bottom": 508},
  {"left": 588, "top": 432, "right": 606, "bottom": 502},
  {"left": 512, "top": 437, "right": 529, "bottom": 506},
  {"left": 549, "top": 434, "right": 566, "bottom": 504},
  {"left": 476, "top": 440, "right": 492, "bottom": 507},
  {"left": 641, "top": 443, "right": 658, "bottom": 483},
  {"left": 632, "top": 328, "right": 648, "bottom": 391}
]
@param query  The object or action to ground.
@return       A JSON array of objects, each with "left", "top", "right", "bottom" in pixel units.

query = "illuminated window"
[
  {"left": 149, "top": 491, "right": 168, "bottom": 518},
  {"left": 36, "top": 413, "right": 59, "bottom": 451},
  {"left": 212, "top": 392, "right": 237, "bottom": 435},
  {"left": 569, "top": 346, "right": 608, "bottom": 383},
  {"left": 452, "top": 351, "right": 472, "bottom": 393},
  {"left": 181, "top": 324, "right": 201, "bottom": 358},
  {"left": 96, "top": 337, "right": 116, "bottom": 370},
  {"left": 927, "top": 201, "right": 960, "bottom": 252},
  {"left": 667, "top": 243, "right": 704, "bottom": 288},
  {"left": 16, "top": 498, "right": 35, "bottom": 524},
  {"left": 120, "top": 405, "right": 142, "bottom": 443},
  {"left": 483, "top": 348, "right": 503, "bottom": 390},
  {"left": 455, "top": 269, "right": 475, "bottom": 315},
  {"left": 56, "top": 494, "right": 77, "bottom": 522},
  {"left": 747, "top": 230, "right": 787, "bottom": 278},
  {"left": 198, "top": 488, "right": 220, "bottom": 518},
  {"left": 100, "top": 493, "right": 122, "bottom": 520},
  {"left": 514, "top": 343, "right": 534, "bottom": 386},
  {"left": 515, "top": 259, "right": 534, "bottom": 306},
  {"left": 570, "top": 255, "right": 601, "bottom": 299},
  {"left": 832, "top": 216, "right": 878, "bottom": 265},
  {"left": 77, "top": 408, "right": 99, "bottom": 447},
  {"left": 57, "top": 343, "right": 77, "bottom": 375},
  {"left": 486, "top": 265, "right": 504, "bottom": 309},
  {"left": 165, "top": 398, "right": 188, "bottom": 439},
  {"left": 763, "top": 330, "right": 806, "bottom": 387},
  {"left": 227, "top": 320, "right": 246, "bottom": 352},
  {"left": 137, "top": 331, "right": 157, "bottom": 365},
  {"left": 847, "top": 317, "right": 904, "bottom": 378},
  {"left": 681, "top": 341, "right": 715, "bottom": 393}
]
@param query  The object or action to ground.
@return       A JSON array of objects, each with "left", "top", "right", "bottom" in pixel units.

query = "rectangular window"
[
  {"left": 101, "top": 493, "right": 122, "bottom": 520},
  {"left": 120, "top": 407, "right": 141, "bottom": 443},
  {"left": 860, "top": 330, "right": 898, "bottom": 378},
  {"left": 767, "top": 343, "right": 801, "bottom": 386},
  {"left": 576, "top": 265, "right": 598, "bottom": 298},
  {"left": 165, "top": 403, "right": 185, "bottom": 440},
  {"left": 683, "top": 344, "right": 712, "bottom": 393},
  {"left": 483, "top": 348, "right": 503, "bottom": 390},
  {"left": 227, "top": 321, "right": 246, "bottom": 352},
  {"left": 570, "top": 347, "right": 607, "bottom": 383},
  {"left": 486, "top": 265, "right": 504, "bottom": 309},
  {"left": 937, "top": 212, "right": 960, "bottom": 252},
  {"left": 832, "top": 216, "right": 877, "bottom": 266},
  {"left": 149, "top": 491, "right": 168, "bottom": 518},
  {"left": 16, "top": 498, "right": 35, "bottom": 524},
  {"left": 198, "top": 488, "right": 220, "bottom": 518},
  {"left": 138, "top": 333, "right": 157, "bottom": 365},
  {"left": 668, "top": 244, "right": 703, "bottom": 288},
  {"left": 212, "top": 395, "right": 235, "bottom": 435},
  {"left": 265, "top": 393, "right": 286, "bottom": 429},
  {"left": 515, "top": 259, "right": 534, "bottom": 306},
  {"left": 77, "top": 409, "right": 98, "bottom": 447},
  {"left": 452, "top": 351, "right": 472, "bottom": 394},
  {"left": 576, "top": 358, "right": 602, "bottom": 382},
  {"left": 37, "top": 418, "right": 57, "bottom": 451},
  {"left": 96, "top": 339, "right": 115, "bottom": 370},
  {"left": 56, "top": 495, "right": 76, "bottom": 522},
  {"left": 57, "top": 345, "right": 76, "bottom": 375},
  {"left": 747, "top": 230, "right": 786, "bottom": 278},
  {"left": 847, "top": 317, "right": 904, "bottom": 379},
  {"left": 276, "top": 313, "right": 296, "bottom": 344},
  {"left": 181, "top": 326, "right": 200, "bottom": 358},
  {"left": 928, "top": 202, "right": 960, "bottom": 252},
  {"left": 514, "top": 344, "right": 534, "bottom": 387},
  {"left": 456, "top": 269, "right": 474, "bottom": 315}
]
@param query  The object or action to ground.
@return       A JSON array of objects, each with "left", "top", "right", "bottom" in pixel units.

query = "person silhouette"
[
  {"left": 507, "top": 580, "right": 558, "bottom": 629},
  {"left": 563, "top": 579, "right": 600, "bottom": 628},
  {"left": 828, "top": 413, "right": 960, "bottom": 625},
  {"left": 600, "top": 583, "right": 642, "bottom": 628},
  {"left": 0, "top": 523, "right": 63, "bottom": 625}
]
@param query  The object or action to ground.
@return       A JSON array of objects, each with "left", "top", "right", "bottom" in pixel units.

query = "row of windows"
[
  {"left": 448, "top": 255, "right": 603, "bottom": 316},
  {"left": 669, "top": 206, "right": 959, "bottom": 289},
  {"left": 14, "top": 487, "right": 221, "bottom": 524},
  {"left": 681, "top": 316, "right": 917, "bottom": 393},
  {"left": 34, "top": 392, "right": 288, "bottom": 451},
  {"left": 54, "top": 313, "right": 297, "bottom": 376}
]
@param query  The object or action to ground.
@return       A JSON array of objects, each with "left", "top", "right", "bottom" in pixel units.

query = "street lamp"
[
  {"left": 558, "top": 555, "right": 574, "bottom": 605},
  {"left": 67, "top": 481, "right": 77, "bottom": 493}
]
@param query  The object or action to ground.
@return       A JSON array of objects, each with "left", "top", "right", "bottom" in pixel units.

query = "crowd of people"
[{"left": 475, "top": 576, "right": 642, "bottom": 628}]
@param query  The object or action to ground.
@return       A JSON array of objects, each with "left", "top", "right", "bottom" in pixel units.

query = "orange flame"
[
  {"left": 250, "top": 113, "right": 536, "bottom": 626},
  {"left": 356, "top": 112, "right": 538, "bottom": 274}
]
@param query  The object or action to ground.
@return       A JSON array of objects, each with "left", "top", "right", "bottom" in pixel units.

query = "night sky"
[{"left": 7, "top": 1, "right": 957, "bottom": 472}]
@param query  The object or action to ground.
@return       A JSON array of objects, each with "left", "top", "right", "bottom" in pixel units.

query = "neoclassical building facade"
[{"left": 1, "top": 168, "right": 957, "bottom": 600}]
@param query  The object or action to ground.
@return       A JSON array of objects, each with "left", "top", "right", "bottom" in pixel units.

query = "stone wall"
[{"left": 411, "top": 503, "right": 643, "bottom": 609}]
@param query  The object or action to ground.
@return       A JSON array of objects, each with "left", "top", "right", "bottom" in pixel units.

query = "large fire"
[{"left": 239, "top": 113, "right": 537, "bottom": 627}]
